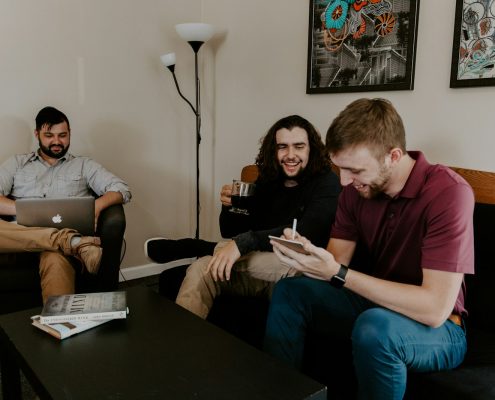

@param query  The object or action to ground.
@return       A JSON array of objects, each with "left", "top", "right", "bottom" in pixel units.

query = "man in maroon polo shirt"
[{"left": 264, "top": 98, "right": 474, "bottom": 400}]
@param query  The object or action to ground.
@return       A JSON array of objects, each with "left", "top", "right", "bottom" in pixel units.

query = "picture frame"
[
  {"left": 450, "top": 0, "right": 495, "bottom": 88},
  {"left": 306, "top": 0, "right": 420, "bottom": 94}
]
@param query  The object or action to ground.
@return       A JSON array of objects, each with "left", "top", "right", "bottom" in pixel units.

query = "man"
[
  {"left": 265, "top": 99, "right": 474, "bottom": 400},
  {"left": 0, "top": 106, "right": 131, "bottom": 302},
  {"left": 175, "top": 115, "right": 340, "bottom": 319}
]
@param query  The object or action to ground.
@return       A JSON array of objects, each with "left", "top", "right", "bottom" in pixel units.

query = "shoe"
[
  {"left": 73, "top": 237, "right": 102, "bottom": 274},
  {"left": 145, "top": 237, "right": 217, "bottom": 264},
  {"left": 144, "top": 237, "right": 175, "bottom": 263}
]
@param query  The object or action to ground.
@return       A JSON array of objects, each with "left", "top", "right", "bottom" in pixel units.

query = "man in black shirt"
[{"left": 175, "top": 115, "right": 340, "bottom": 318}]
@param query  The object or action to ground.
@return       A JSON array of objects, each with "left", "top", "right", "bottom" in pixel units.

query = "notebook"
[{"left": 16, "top": 197, "right": 95, "bottom": 236}]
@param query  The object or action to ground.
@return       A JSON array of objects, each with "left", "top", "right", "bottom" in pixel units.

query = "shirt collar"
[
  {"left": 25, "top": 150, "right": 73, "bottom": 166},
  {"left": 398, "top": 151, "right": 430, "bottom": 199}
]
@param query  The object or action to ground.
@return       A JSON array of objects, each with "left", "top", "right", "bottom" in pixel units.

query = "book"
[
  {"left": 31, "top": 315, "right": 112, "bottom": 340},
  {"left": 39, "top": 291, "right": 128, "bottom": 324}
]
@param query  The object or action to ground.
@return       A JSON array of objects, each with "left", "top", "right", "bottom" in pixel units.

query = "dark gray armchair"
[{"left": 0, "top": 204, "right": 126, "bottom": 314}]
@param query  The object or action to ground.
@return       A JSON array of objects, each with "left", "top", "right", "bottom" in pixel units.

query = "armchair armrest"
[{"left": 93, "top": 204, "right": 126, "bottom": 291}]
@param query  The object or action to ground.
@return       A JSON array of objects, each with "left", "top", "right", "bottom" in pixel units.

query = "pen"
[{"left": 292, "top": 218, "right": 297, "bottom": 240}]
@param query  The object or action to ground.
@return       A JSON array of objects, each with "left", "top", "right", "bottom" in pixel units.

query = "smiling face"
[
  {"left": 35, "top": 121, "right": 71, "bottom": 163},
  {"left": 275, "top": 127, "right": 310, "bottom": 182},
  {"left": 331, "top": 144, "right": 393, "bottom": 199}
]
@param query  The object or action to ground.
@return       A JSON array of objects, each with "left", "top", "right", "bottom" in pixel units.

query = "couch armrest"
[{"left": 94, "top": 204, "right": 126, "bottom": 291}]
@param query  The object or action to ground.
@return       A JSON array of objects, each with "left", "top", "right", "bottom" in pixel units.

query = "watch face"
[{"left": 330, "top": 275, "right": 345, "bottom": 288}]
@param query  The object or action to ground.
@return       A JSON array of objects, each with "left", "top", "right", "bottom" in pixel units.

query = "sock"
[{"left": 70, "top": 235, "right": 82, "bottom": 248}]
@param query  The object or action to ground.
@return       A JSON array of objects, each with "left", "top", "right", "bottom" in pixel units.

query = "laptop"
[{"left": 16, "top": 197, "right": 95, "bottom": 236}]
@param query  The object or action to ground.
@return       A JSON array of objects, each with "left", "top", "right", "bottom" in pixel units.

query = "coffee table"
[{"left": 0, "top": 285, "right": 326, "bottom": 399}]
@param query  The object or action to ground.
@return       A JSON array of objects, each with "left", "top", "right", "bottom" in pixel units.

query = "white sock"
[{"left": 70, "top": 235, "right": 82, "bottom": 248}]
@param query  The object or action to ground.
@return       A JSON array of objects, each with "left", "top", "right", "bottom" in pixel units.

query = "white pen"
[{"left": 291, "top": 218, "right": 297, "bottom": 240}]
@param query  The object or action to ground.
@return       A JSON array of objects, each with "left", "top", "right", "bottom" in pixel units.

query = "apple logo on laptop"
[{"left": 52, "top": 214, "right": 63, "bottom": 224}]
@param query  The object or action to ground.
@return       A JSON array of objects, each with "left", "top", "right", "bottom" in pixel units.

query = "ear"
[
  {"left": 389, "top": 148, "right": 403, "bottom": 166},
  {"left": 34, "top": 129, "right": 39, "bottom": 139}
]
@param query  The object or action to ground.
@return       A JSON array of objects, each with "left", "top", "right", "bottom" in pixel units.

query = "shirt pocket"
[
  {"left": 55, "top": 173, "right": 89, "bottom": 196},
  {"left": 12, "top": 172, "right": 40, "bottom": 198}
]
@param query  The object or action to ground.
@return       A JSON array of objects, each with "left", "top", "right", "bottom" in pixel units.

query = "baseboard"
[{"left": 118, "top": 257, "right": 196, "bottom": 282}]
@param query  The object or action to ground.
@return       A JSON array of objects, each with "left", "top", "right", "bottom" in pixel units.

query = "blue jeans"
[{"left": 263, "top": 276, "right": 467, "bottom": 400}]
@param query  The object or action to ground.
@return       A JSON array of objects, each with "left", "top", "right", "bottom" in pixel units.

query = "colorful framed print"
[
  {"left": 450, "top": 0, "right": 495, "bottom": 88},
  {"left": 307, "top": 0, "right": 420, "bottom": 94}
]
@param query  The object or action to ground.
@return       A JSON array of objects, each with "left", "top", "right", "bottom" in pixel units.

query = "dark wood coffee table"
[{"left": 0, "top": 285, "right": 326, "bottom": 399}]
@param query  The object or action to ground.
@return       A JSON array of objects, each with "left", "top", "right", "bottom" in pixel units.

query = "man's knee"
[
  {"left": 183, "top": 256, "right": 213, "bottom": 282},
  {"left": 246, "top": 251, "right": 298, "bottom": 281},
  {"left": 271, "top": 276, "right": 315, "bottom": 305},
  {"left": 39, "top": 251, "right": 75, "bottom": 302},
  {"left": 176, "top": 255, "right": 217, "bottom": 319},
  {"left": 352, "top": 308, "right": 396, "bottom": 353},
  {"left": 39, "top": 251, "right": 74, "bottom": 276}
]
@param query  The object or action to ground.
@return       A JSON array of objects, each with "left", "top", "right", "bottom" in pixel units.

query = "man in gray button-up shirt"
[{"left": 0, "top": 106, "right": 131, "bottom": 302}]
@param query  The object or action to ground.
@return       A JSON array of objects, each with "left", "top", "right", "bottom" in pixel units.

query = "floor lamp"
[{"left": 161, "top": 23, "right": 214, "bottom": 239}]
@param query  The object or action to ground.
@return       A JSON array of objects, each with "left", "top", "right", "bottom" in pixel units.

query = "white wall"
[
  {"left": 199, "top": 0, "right": 495, "bottom": 241},
  {"left": 1, "top": 1, "right": 494, "bottom": 269}
]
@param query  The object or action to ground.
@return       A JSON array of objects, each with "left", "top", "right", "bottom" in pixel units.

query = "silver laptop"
[{"left": 16, "top": 197, "right": 95, "bottom": 236}]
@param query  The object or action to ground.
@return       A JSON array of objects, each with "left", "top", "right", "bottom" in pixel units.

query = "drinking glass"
[{"left": 230, "top": 180, "right": 256, "bottom": 215}]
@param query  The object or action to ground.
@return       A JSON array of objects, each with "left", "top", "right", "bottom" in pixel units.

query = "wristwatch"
[{"left": 329, "top": 264, "right": 348, "bottom": 288}]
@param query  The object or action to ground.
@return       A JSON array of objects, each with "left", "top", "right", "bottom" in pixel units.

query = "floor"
[
  {"left": 118, "top": 272, "right": 160, "bottom": 293},
  {"left": 0, "top": 274, "right": 161, "bottom": 400}
]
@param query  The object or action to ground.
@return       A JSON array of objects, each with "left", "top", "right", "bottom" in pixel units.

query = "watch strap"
[{"left": 329, "top": 264, "right": 348, "bottom": 288}]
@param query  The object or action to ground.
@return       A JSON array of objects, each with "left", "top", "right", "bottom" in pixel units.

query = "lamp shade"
[
  {"left": 175, "top": 23, "right": 214, "bottom": 43},
  {"left": 160, "top": 52, "right": 176, "bottom": 67}
]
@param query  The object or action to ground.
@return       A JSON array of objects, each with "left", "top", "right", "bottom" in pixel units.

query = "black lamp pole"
[{"left": 165, "top": 41, "right": 204, "bottom": 240}]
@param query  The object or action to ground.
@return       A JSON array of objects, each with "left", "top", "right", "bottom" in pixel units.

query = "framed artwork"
[
  {"left": 450, "top": 0, "right": 495, "bottom": 88},
  {"left": 306, "top": 0, "right": 420, "bottom": 94}
]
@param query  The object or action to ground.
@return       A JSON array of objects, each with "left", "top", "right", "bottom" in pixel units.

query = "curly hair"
[{"left": 255, "top": 115, "right": 330, "bottom": 183}]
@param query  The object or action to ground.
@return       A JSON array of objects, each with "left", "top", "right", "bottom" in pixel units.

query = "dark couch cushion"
[
  {"left": 405, "top": 366, "right": 495, "bottom": 400},
  {"left": 464, "top": 328, "right": 495, "bottom": 366},
  {"left": 465, "top": 203, "right": 495, "bottom": 331},
  {"left": 0, "top": 254, "right": 43, "bottom": 313},
  {"left": 407, "top": 366, "right": 495, "bottom": 400},
  {"left": 0, "top": 253, "right": 40, "bottom": 292},
  {"left": 406, "top": 328, "right": 495, "bottom": 399}
]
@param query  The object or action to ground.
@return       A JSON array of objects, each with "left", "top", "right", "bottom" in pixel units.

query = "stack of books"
[{"left": 31, "top": 291, "right": 129, "bottom": 340}]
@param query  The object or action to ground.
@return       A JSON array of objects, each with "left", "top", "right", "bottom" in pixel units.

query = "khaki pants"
[
  {"left": 176, "top": 241, "right": 299, "bottom": 319},
  {"left": 0, "top": 220, "right": 78, "bottom": 302}
]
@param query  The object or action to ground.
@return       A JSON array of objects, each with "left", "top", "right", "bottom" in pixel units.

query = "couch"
[
  {"left": 158, "top": 165, "right": 495, "bottom": 399},
  {"left": 0, "top": 204, "right": 126, "bottom": 315}
]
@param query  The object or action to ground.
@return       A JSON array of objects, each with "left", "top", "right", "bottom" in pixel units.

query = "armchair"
[{"left": 0, "top": 204, "right": 126, "bottom": 315}]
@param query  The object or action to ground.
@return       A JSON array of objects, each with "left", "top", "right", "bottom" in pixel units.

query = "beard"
[
  {"left": 279, "top": 161, "right": 307, "bottom": 182},
  {"left": 360, "top": 164, "right": 392, "bottom": 199},
  {"left": 38, "top": 140, "right": 69, "bottom": 159}
]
